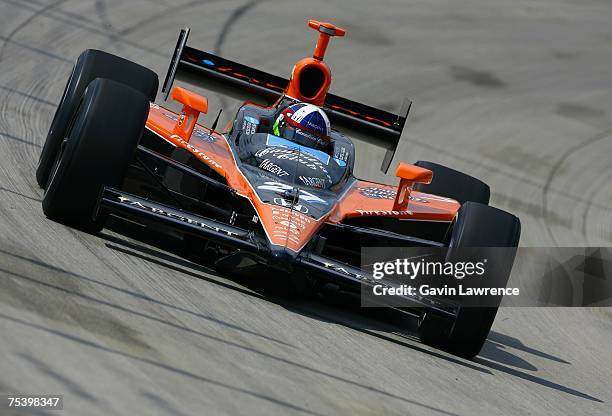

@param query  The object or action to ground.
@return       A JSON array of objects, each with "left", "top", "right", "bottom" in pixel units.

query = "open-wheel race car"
[{"left": 36, "top": 19, "right": 520, "bottom": 358}]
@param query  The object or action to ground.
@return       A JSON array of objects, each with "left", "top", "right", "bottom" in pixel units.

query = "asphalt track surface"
[{"left": 0, "top": 1, "right": 611, "bottom": 415}]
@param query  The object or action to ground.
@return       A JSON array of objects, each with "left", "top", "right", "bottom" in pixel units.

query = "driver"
[{"left": 272, "top": 102, "right": 332, "bottom": 153}]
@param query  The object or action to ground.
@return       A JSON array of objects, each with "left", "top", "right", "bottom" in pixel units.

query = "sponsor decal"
[
  {"left": 269, "top": 205, "right": 312, "bottom": 244},
  {"left": 259, "top": 159, "right": 290, "bottom": 177},
  {"left": 333, "top": 145, "right": 349, "bottom": 167},
  {"left": 409, "top": 195, "right": 429, "bottom": 204},
  {"left": 357, "top": 187, "right": 395, "bottom": 200},
  {"left": 255, "top": 147, "right": 333, "bottom": 183},
  {"left": 298, "top": 176, "right": 327, "bottom": 189},
  {"left": 357, "top": 187, "right": 429, "bottom": 203},
  {"left": 256, "top": 147, "right": 319, "bottom": 170},
  {"left": 242, "top": 115, "right": 259, "bottom": 135},
  {"left": 265, "top": 134, "right": 330, "bottom": 165},
  {"left": 273, "top": 197, "right": 309, "bottom": 214},
  {"left": 257, "top": 181, "right": 328, "bottom": 205},
  {"left": 321, "top": 261, "right": 365, "bottom": 281},
  {"left": 355, "top": 209, "right": 413, "bottom": 216},
  {"left": 116, "top": 196, "right": 239, "bottom": 236},
  {"left": 171, "top": 134, "right": 222, "bottom": 169},
  {"left": 319, "top": 259, "right": 409, "bottom": 289},
  {"left": 193, "top": 127, "right": 217, "bottom": 142}
]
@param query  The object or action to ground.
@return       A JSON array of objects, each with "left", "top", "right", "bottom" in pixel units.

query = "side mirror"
[
  {"left": 393, "top": 162, "right": 433, "bottom": 211},
  {"left": 171, "top": 86, "right": 208, "bottom": 141}
]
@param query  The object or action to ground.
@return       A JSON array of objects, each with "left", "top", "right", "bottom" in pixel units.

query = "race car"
[{"left": 36, "top": 19, "right": 520, "bottom": 358}]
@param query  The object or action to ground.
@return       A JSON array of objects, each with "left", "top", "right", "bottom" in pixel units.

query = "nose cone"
[{"left": 270, "top": 246, "right": 299, "bottom": 271}]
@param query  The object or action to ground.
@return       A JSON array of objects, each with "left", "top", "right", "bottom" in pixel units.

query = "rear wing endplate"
[{"left": 162, "top": 28, "right": 411, "bottom": 173}]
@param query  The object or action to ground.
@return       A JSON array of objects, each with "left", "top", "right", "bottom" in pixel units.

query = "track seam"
[
  {"left": 0, "top": 0, "right": 70, "bottom": 64},
  {"left": 541, "top": 128, "right": 612, "bottom": 245}
]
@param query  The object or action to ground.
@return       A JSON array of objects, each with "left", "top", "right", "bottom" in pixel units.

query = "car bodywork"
[
  {"left": 99, "top": 21, "right": 463, "bottom": 320},
  {"left": 142, "top": 103, "right": 459, "bottom": 250}
]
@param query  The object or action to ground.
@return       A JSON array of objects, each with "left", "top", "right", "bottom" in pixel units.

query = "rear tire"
[
  {"left": 36, "top": 49, "right": 158, "bottom": 188},
  {"left": 413, "top": 161, "right": 490, "bottom": 205},
  {"left": 42, "top": 78, "right": 149, "bottom": 232},
  {"left": 418, "top": 202, "right": 521, "bottom": 358}
]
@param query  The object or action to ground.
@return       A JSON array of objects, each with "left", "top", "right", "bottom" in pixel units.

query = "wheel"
[
  {"left": 42, "top": 78, "right": 149, "bottom": 232},
  {"left": 418, "top": 202, "right": 521, "bottom": 358},
  {"left": 412, "top": 161, "right": 490, "bottom": 205},
  {"left": 36, "top": 49, "right": 158, "bottom": 188}
]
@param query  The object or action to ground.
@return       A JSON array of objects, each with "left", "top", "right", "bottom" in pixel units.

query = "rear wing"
[{"left": 162, "top": 28, "right": 411, "bottom": 173}]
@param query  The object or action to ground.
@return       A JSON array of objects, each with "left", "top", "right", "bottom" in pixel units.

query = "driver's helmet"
[{"left": 273, "top": 103, "right": 331, "bottom": 150}]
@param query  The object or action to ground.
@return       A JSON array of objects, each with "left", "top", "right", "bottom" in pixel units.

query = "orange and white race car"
[{"left": 36, "top": 19, "right": 520, "bottom": 358}]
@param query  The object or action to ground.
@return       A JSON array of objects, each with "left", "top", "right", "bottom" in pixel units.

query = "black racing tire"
[
  {"left": 412, "top": 161, "right": 490, "bottom": 205},
  {"left": 418, "top": 202, "right": 521, "bottom": 358},
  {"left": 42, "top": 78, "right": 149, "bottom": 232},
  {"left": 36, "top": 49, "right": 158, "bottom": 188}
]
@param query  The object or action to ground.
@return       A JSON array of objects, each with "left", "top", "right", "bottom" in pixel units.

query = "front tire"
[
  {"left": 418, "top": 202, "right": 521, "bottom": 358},
  {"left": 36, "top": 49, "right": 158, "bottom": 188},
  {"left": 42, "top": 78, "right": 149, "bottom": 232}
]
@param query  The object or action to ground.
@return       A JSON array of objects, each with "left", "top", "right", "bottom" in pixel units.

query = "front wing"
[{"left": 99, "top": 186, "right": 458, "bottom": 321}]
